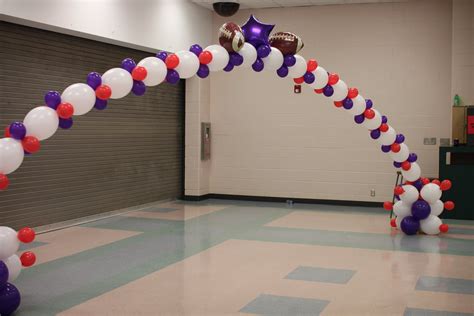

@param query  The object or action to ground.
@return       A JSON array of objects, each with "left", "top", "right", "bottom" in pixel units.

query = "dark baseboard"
[{"left": 182, "top": 193, "right": 381, "bottom": 208}]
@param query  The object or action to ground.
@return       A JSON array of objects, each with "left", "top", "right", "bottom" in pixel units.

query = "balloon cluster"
[
  {"left": 383, "top": 180, "right": 454, "bottom": 235},
  {"left": 0, "top": 226, "right": 37, "bottom": 315}
]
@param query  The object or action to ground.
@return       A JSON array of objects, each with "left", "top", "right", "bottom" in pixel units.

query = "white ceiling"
[{"left": 192, "top": 0, "right": 403, "bottom": 10}]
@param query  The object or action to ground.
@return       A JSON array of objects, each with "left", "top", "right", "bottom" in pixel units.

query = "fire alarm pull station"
[{"left": 201, "top": 122, "right": 211, "bottom": 160}]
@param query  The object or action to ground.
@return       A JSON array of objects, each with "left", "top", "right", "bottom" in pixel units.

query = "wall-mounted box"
[{"left": 201, "top": 122, "right": 211, "bottom": 160}]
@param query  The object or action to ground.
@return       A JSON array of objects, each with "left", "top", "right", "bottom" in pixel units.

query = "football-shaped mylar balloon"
[
  {"left": 269, "top": 32, "right": 304, "bottom": 55},
  {"left": 218, "top": 22, "right": 245, "bottom": 53}
]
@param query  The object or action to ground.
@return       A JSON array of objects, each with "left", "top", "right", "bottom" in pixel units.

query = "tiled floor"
[{"left": 14, "top": 199, "right": 474, "bottom": 315}]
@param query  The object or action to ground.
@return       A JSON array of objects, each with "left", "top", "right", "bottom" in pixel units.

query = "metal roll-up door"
[{"left": 0, "top": 22, "right": 185, "bottom": 229}]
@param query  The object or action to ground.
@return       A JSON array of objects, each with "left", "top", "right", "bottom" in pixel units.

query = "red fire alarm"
[{"left": 294, "top": 84, "right": 301, "bottom": 94}]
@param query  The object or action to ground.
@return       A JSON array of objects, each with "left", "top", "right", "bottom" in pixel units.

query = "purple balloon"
[
  {"left": 354, "top": 114, "right": 365, "bottom": 124},
  {"left": 365, "top": 99, "right": 373, "bottom": 109},
  {"left": 0, "top": 261, "right": 8, "bottom": 285},
  {"left": 94, "top": 99, "right": 107, "bottom": 110},
  {"left": 323, "top": 85, "right": 334, "bottom": 97},
  {"left": 59, "top": 118, "right": 73, "bottom": 129},
  {"left": 304, "top": 72, "right": 315, "bottom": 84},
  {"left": 229, "top": 53, "right": 244, "bottom": 66},
  {"left": 156, "top": 51, "right": 168, "bottom": 61},
  {"left": 381, "top": 145, "right": 391, "bottom": 152},
  {"left": 284, "top": 55, "right": 296, "bottom": 67},
  {"left": 223, "top": 62, "right": 234, "bottom": 72},
  {"left": 412, "top": 178, "right": 424, "bottom": 191},
  {"left": 257, "top": 44, "right": 271, "bottom": 58},
  {"left": 86, "top": 72, "right": 102, "bottom": 90},
  {"left": 400, "top": 216, "right": 420, "bottom": 235},
  {"left": 408, "top": 153, "right": 418, "bottom": 163},
  {"left": 395, "top": 134, "right": 405, "bottom": 144},
  {"left": 240, "top": 15, "right": 275, "bottom": 47},
  {"left": 370, "top": 129, "right": 381, "bottom": 139},
  {"left": 44, "top": 91, "right": 61, "bottom": 109},
  {"left": 252, "top": 58, "right": 264, "bottom": 72},
  {"left": 343, "top": 98, "right": 353, "bottom": 109},
  {"left": 9, "top": 122, "right": 26, "bottom": 140},
  {"left": 197, "top": 64, "right": 209, "bottom": 79},
  {"left": 121, "top": 58, "right": 136, "bottom": 73},
  {"left": 381, "top": 115, "right": 388, "bottom": 124},
  {"left": 393, "top": 161, "right": 402, "bottom": 168},
  {"left": 0, "top": 282, "right": 21, "bottom": 316},
  {"left": 411, "top": 200, "right": 431, "bottom": 220},
  {"left": 132, "top": 80, "right": 146, "bottom": 96},
  {"left": 166, "top": 69, "right": 180, "bottom": 84},
  {"left": 189, "top": 44, "right": 203, "bottom": 56},
  {"left": 277, "top": 65, "right": 289, "bottom": 78}
]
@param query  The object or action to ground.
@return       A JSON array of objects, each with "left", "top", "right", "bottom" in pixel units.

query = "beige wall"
[{"left": 205, "top": 0, "right": 453, "bottom": 202}]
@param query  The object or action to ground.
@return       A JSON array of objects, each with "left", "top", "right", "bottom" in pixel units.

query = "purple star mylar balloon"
[{"left": 240, "top": 15, "right": 275, "bottom": 48}]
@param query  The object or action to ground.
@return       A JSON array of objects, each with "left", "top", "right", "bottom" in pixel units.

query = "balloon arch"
[{"left": 0, "top": 15, "right": 455, "bottom": 315}]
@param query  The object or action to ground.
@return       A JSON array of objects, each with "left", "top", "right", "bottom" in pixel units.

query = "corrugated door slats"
[{"left": 0, "top": 22, "right": 184, "bottom": 229}]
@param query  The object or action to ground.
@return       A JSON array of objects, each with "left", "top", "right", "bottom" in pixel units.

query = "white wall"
[
  {"left": 208, "top": 0, "right": 453, "bottom": 202},
  {"left": 0, "top": 0, "right": 213, "bottom": 52}
]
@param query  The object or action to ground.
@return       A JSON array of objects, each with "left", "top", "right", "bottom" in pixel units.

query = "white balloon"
[
  {"left": 174, "top": 50, "right": 200, "bottom": 79},
  {"left": 0, "top": 138, "right": 24, "bottom": 175},
  {"left": 420, "top": 183, "right": 442, "bottom": 204},
  {"left": 399, "top": 185, "right": 419, "bottom": 204},
  {"left": 102, "top": 68, "right": 133, "bottom": 99},
  {"left": 4, "top": 254, "right": 21, "bottom": 282},
  {"left": 61, "top": 83, "right": 95, "bottom": 116},
  {"left": 23, "top": 106, "right": 59, "bottom": 141},
  {"left": 395, "top": 215, "right": 405, "bottom": 230},
  {"left": 377, "top": 126, "right": 397, "bottom": 146},
  {"left": 402, "top": 162, "right": 421, "bottom": 182},
  {"left": 363, "top": 109, "right": 382, "bottom": 130},
  {"left": 393, "top": 201, "right": 411, "bottom": 218},
  {"left": 310, "top": 66, "right": 328, "bottom": 89},
  {"left": 389, "top": 143, "right": 410, "bottom": 162},
  {"left": 288, "top": 54, "right": 306, "bottom": 78},
  {"left": 347, "top": 95, "right": 366, "bottom": 116},
  {"left": 262, "top": 47, "right": 283, "bottom": 72},
  {"left": 330, "top": 80, "right": 348, "bottom": 101},
  {"left": 430, "top": 200, "right": 444, "bottom": 216},
  {"left": 238, "top": 43, "right": 257, "bottom": 68},
  {"left": 204, "top": 45, "right": 229, "bottom": 72},
  {"left": 137, "top": 57, "right": 166, "bottom": 86},
  {"left": 420, "top": 215, "right": 442, "bottom": 235},
  {"left": 0, "top": 227, "right": 20, "bottom": 260}
]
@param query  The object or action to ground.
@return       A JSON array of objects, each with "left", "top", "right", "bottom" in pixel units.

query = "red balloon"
[
  {"left": 0, "top": 174, "right": 9, "bottom": 190},
  {"left": 198, "top": 51, "right": 212, "bottom": 65},
  {"left": 444, "top": 201, "right": 455, "bottom": 211},
  {"left": 390, "top": 218, "right": 397, "bottom": 227},
  {"left": 293, "top": 77, "right": 304, "bottom": 84},
  {"left": 333, "top": 101, "right": 343, "bottom": 108},
  {"left": 22, "top": 136, "right": 40, "bottom": 154},
  {"left": 394, "top": 186, "right": 404, "bottom": 195},
  {"left": 20, "top": 251, "right": 36, "bottom": 267},
  {"left": 328, "top": 73, "right": 339, "bottom": 85},
  {"left": 132, "top": 66, "right": 147, "bottom": 81},
  {"left": 56, "top": 102, "right": 74, "bottom": 119},
  {"left": 379, "top": 123, "right": 389, "bottom": 132},
  {"left": 4, "top": 126, "right": 11, "bottom": 137},
  {"left": 431, "top": 179, "right": 441, "bottom": 186},
  {"left": 165, "top": 54, "right": 180, "bottom": 69},
  {"left": 364, "top": 109, "right": 375, "bottom": 119},
  {"left": 347, "top": 87, "right": 359, "bottom": 99},
  {"left": 383, "top": 201, "right": 393, "bottom": 210},
  {"left": 95, "top": 85, "right": 112, "bottom": 100},
  {"left": 18, "top": 227, "right": 35, "bottom": 243},
  {"left": 401, "top": 161, "right": 411, "bottom": 171},
  {"left": 306, "top": 59, "right": 318, "bottom": 72},
  {"left": 314, "top": 88, "right": 324, "bottom": 94},
  {"left": 439, "top": 224, "right": 449, "bottom": 233},
  {"left": 391, "top": 143, "right": 401, "bottom": 153},
  {"left": 440, "top": 180, "right": 452, "bottom": 191},
  {"left": 421, "top": 177, "right": 430, "bottom": 185}
]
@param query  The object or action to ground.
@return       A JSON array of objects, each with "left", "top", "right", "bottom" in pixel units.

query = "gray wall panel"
[{"left": 0, "top": 22, "right": 184, "bottom": 229}]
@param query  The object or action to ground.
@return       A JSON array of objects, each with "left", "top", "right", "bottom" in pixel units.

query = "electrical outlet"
[
  {"left": 370, "top": 189, "right": 376, "bottom": 197},
  {"left": 423, "top": 137, "right": 437, "bottom": 145}
]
